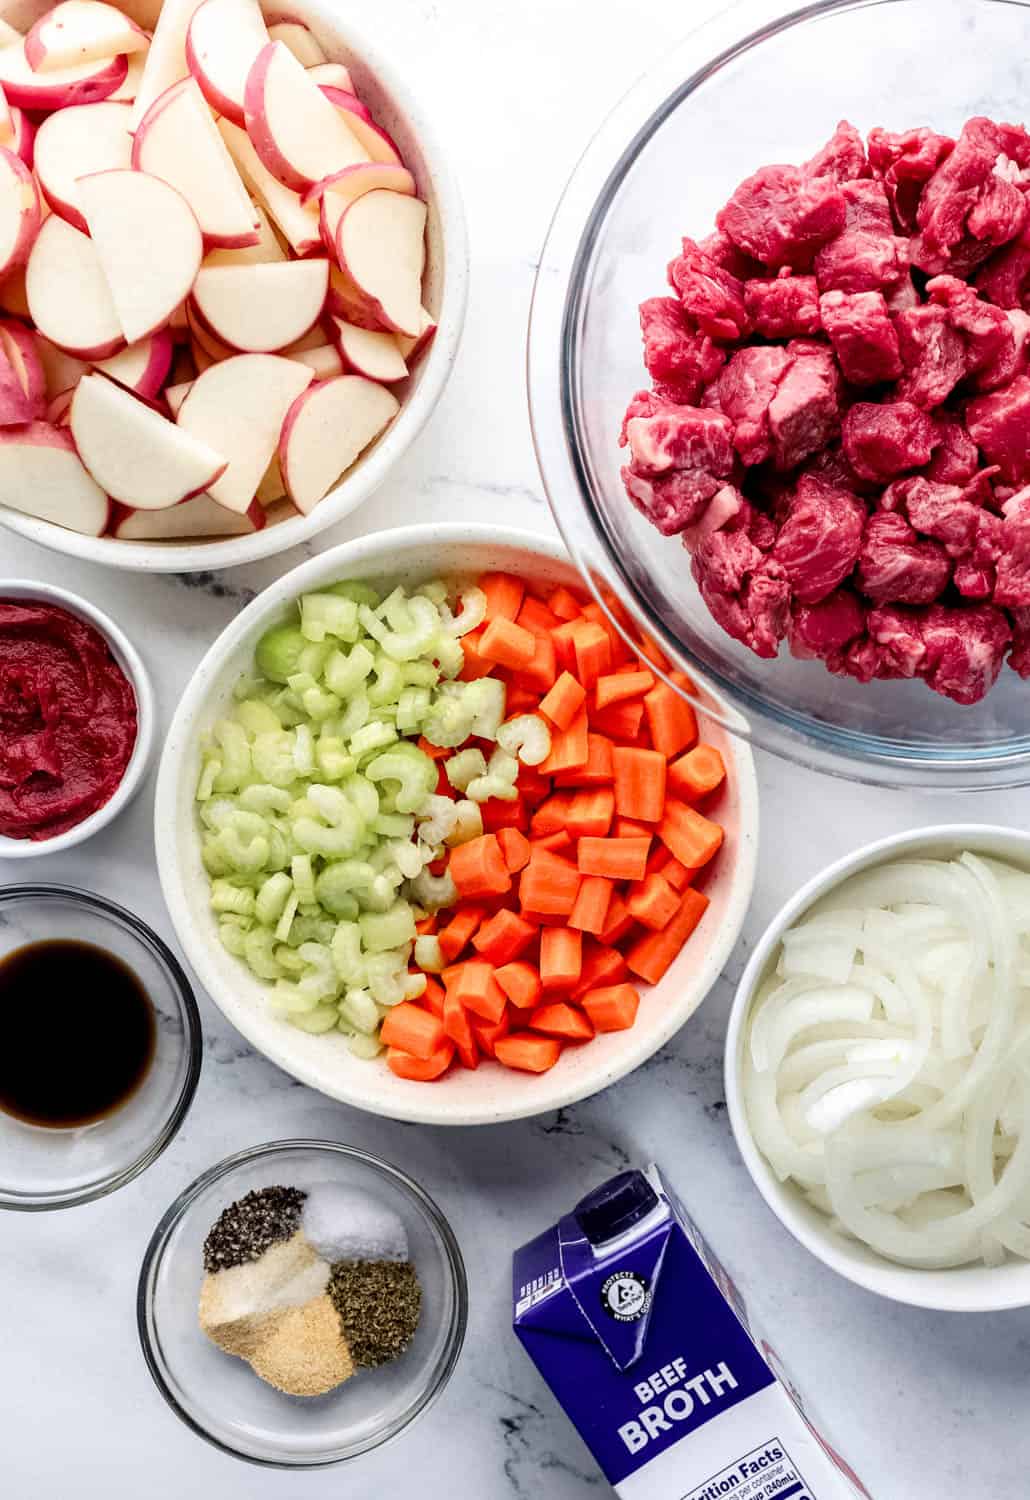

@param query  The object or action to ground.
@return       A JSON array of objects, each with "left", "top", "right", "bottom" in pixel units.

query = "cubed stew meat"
[{"left": 620, "top": 115, "right": 1030, "bottom": 705}]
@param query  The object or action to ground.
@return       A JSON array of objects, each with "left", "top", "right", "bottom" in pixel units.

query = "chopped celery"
[
  {"left": 444, "top": 799, "right": 484, "bottom": 845},
  {"left": 359, "top": 900, "right": 416, "bottom": 954},
  {"left": 340, "top": 987, "right": 380, "bottom": 1034},
  {"left": 365, "top": 743, "right": 436, "bottom": 812},
  {"left": 349, "top": 721, "right": 397, "bottom": 758},
  {"left": 346, "top": 1030, "right": 384, "bottom": 1059},
  {"left": 291, "top": 854, "right": 316, "bottom": 905},
  {"left": 275, "top": 891, "right": 299, "bottom": 943},
  {"left": 415, "top": 934, "right": 445, "bottom": 973},
  {"left": 445, "top": 748, "right": 487, "bottom": 792},
  {"left": 325, "top": 641, "right": 375, "bottom": 698},
  {"left": 442, "top": 585, "right": 486, "bottom": 637},
  {"left": 196, "top": 757, "right": 220, "bottom": 802},
  {"left": 300, "top": 592, "right": 359, "bottom": 644},
  {"left": 497, "top": 713, "right": 551, "bottom": 767},
  {"left": 210, "top": 880, "right": 256, "bottom": 917},
  {"left": 236, "top": 699, "right": 282, "bottom": 738},
  {"left": 291, "top": 1006, "right": 340, "bottom": 1034},
  {"left": 325, "top": 579, "right": 381, "bottom": 608},
  {"left": 467, "top": 748, "right": 520, "bottom": 804}
]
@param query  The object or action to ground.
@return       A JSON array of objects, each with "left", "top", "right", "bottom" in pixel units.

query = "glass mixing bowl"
[{"left": 529, "top": 0, "right": 1030, "bottom": 789}]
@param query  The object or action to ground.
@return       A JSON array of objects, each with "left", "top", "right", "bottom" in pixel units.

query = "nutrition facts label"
[{"left": 683, "top": 1438, "right": 814, "bottom": 1500}]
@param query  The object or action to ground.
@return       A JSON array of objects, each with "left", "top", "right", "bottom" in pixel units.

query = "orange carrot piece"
[
  {"left": 597, "top": 894, "right": 636, "bottom": 948},
  {"left": 380, "top": 1002, "right": 447, "bottom": 1061},
  {"left": 415, "top": 914, "right": 438, "bottom": 936},
  {"left": 594, "top": 669, "right": 654, "bottom": 711},
  {"left": 479, "top": 615, "right": 536, "bottom": 671},
  {"left": 626, "top": 872, "right": 680, "bottom": 931},
  {"left": 539, "top": 707, "right": 589, "bottom": 775},
  {"left": 449, "top": 834, "right": 512, "bottom": 899},
  {"left": 614, "top": 816, "right": 653, "bottom": 839},
  {"left": 572, "top": 620, "right": 611, "bottom": 690},
  {"left": 519, "top": 632, "right": 557, "bottom": 693},
  {"left": 578, "top": 836, "right": 651, "bottom": 882},
  {"left": 534, "top": 830, "right": 574, "bottom": 856},
  {"left": 590, "top": 699, "right": 645, "bottom": 741},
  {"left": 471, "top": 1007, "right": 511, "bottom": 1057},
  {"left": 494, "top": 1032, "right": 562, "bottom": 1073},
  {"left": 531, "top": 792, "right": 574, "bottom": 837},
  {"left": 387, "top": 1042, "right": 455, "bottom": 1080},
  {"left": 519, "top": 849, "right": 581, "bottom": 916},
  {"left": 517, "top": 596, "right": 559, "bottom": 636},
  {"left": 473, "top": 909, "right": 536, "bottom": 965},
  {"left": 517, "top": 766, "right": 552, "bottom": 806},
  {"left": 481, "top": 795, "right": 529, "bottom": 833},
  {"left": 573, "top": 941, "right": 629, "bottom": 998},
  {"left": 458, "top": 627, "right": 495, "bottom": 682},
  {"left": 612, "top": 745, "right": 666, "bottom": 823},
  {"left": 553, "top": 733, "right": 614, "bottom": 788},
  {"left": 643, "top": 681, "right": 698, "bottom": 758},
  {"left": 539, "top": 671, "right": 587, "bottom": 732},
  {"left": 547, "top": 585, "right": 584, "bottom": 621},
  {"left": 569, "top": 874, "right": 613, "bottom": 935},
  {"left": 626, "top": 888, "right": 710, "bottom": 984},
  {"left": 421, "top": 976, "right": 446, "bottom": 1018},
  {"left": 438, "top": 904, "right": 486, "bottom": 961},
  {"left": 443, "top": 986, "right": 477, "bottom": 1051},
  {"left": 540, "top": 926, "right": 582, "bottom": 992},
  {"left": 417, "top": 737, "right": 451, "bottom": 761},
  {"left": 449, "top": 959, "right": 508, "bottom": 1023},
  {"left": 582, "top": 984, "right": 640, "bottom": 1033},
  {"left": 551, "top": 620, "right": 580, "bottom": 673},
  {"left": 657, "top": 801, "right": 724, "bottom": 871},
  {"left": 497, "top": 826, "right": 532, "bottom": 873},
  {"left": 667, "top": 743, "right": 726, "bottom": 801},
  {"left": 646, "top": 845, "right": 694, "bottom": 890},
  {"left": 529, "top": 1002, "right": 594, "bottom": 1041},
  {"left": 455, "top": 1035, "right": 481, "bottom": 1070},
  {"left": 480, "top": 571, "right": 525, "bottom": 622},
  {"left": 566, "top": 788, "right": 616, "bottom": 839},
  {"left": 495, "top": 960, "right": 543, "bottom": 1010}
]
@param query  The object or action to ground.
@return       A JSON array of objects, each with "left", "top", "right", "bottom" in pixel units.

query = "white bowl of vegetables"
[
  {"left": 726, "top": 824, "right": 1030, "bottom": 1312},
  {"left": 155, "top": 523, "right": 758, "bottom": 1125}
]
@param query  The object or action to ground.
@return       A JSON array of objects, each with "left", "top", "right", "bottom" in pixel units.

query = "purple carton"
[{"left": 513, "top": 1165, "right": 873, "bottom": 1500}]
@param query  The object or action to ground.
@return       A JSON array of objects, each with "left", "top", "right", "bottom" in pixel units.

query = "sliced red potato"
[
  {"left": 186, "top": 298, "right": 234, "bottom": 362},
  {"left": 256, "top": 452, "right": 285, "bottom": 504},
  {"left": 25, "top": 2, "right": 148, "bottom": 73},
  {"left": 243, "top": 41, "right": 367, "bottom": 194},
  {"left": 164, "top": 378, "right": 192, "bottom": 415},
  {"left": 26, "top": 214, "right": 124, "bottom": 359},
  {"left": 111, "top": 492, "right": 263, "bottom": 538},
  {"left": 186, "top": 0, "right": 268, "bottom": 126},
  {"left": 325, "top": 261, "right": 388, "bottom": 331},
  {"left": 133, "top": 76, "right": 259, "bottom": 249},
  {"left": 176, "top": 352, "right": 311, "bottom": 515},
  {"left": 395, "top": 305, "right": 437, "bottom": 365},
  {"left": 320, "top": 84, "right": 402, "bottom": 167},
  {"left": 0, "top": 83, "right": 12, "bottom": 148},
  {"left": 34, "top": 333, "right": 87, "bottom": 397},
  {"left": 305, "top": 61, "right": 352, "bottom": 93},
  {"left": 78, "top": 169, "right": 203, "bottom": 343},
  {"left": 190, "top": 259, "right": 328, "bottom": 352},
  {"left": 335, "top": 189, "right": 425, "bottom": 337},
  {"left": 0, "top": 148, "right": 41, "bottom": 281},
  {"left": 95, "top": 328, "right": 174, "bottom": 399},
  {"left": 0, "top": 347, "right": 34, "bottom": 424},
  {"left": 46, "top": 387, "right": 74, "bottom": 425},
  {"left": 286, "top": 342, "right": 342, "bottom": 379},
  {"left": 267, "top": 18, "right": 324, "bottom": 66},
  {"left": 34, "top": 99, "right": 133, "bottom": 233},
  {"left": 204, "top": 200, "right": 285, "bottom": 266},
  {"left": 109, "top": 43, "right": 147, "bottom": 104},
  {"left": 278, "top": 373, "right": 398, "bottom": 513},
  {"left": 0, "top": 318, "right": 46, "bottom": 416},
  {"left": 0, "top": 421, "right": 109, "bottom": 534},
  {"left": 280, "top": 325, "right": 324, "bottom": 355},
  {"left": 0, "top": 40, "right": 127, "bottom": 109},
  {"left": 216, "top": 116, "right": 320, "bottom": 256},
  {"left": 331, "top": 318, "right": 407, "bottom": 382},
  {"left": 129, "top": 0, "right": 202, "bottom": 128},
  {"left": 71, "top": 371, "right": 227, "bottom": 508},
  {"left": 7, "top": 104, "right": 34, "bottom": 168},
  {"left": 304, "top": 159, "right": 415, "bottom": 210}
]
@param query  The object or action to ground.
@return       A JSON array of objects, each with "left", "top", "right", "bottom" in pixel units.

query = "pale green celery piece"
[
  {"left": 202, "top": 837, "right": 231, "bottom": 877},
  {"left": 340, "top": 987, "right": 380, "bottom": 1034},
  {"left": 365, "top": 743, "right": 436, "bottom": 812},
  {"left": 366, "top": 653, "right": 405, "bottom": 705},
  {"left": 444, "top": 799, "right": 484, "bottom": 844},
  {"left": 343, "top": 773, "right": 380, "bottom": 822},
  {"left": 445, "top": 747, "right": 487, "bottom": 792},
  {"left": 196, "top": 756, "right": 221, "bottom": 802},
  {"left": 236, "top": 699, "right": 282, "bottom": 738},
  {"left": 275, "top": 890, "right": 299, "bottom": 942},
  {"left": 212, "top": 720, "right": 251, "bottom": 792},
  {"left": 315, "top": 736, "right": 354, "bottom": 782},
  {"left": 435, "top": 635, "right": 464, "bottom": 679},
  {"left": 240, "top": 784, "right": 293, "bottom": 816},
  {"left": 467, "top": 748, "right": 520, "bottom": 805},
  {"left": 349, "top": 721, "right": 397, "bottom": 757},
  {"left": 415, "top": 578, "right": 448, "bottom": 605},
  {"left": 376, "top": 595, "right": 441, "bottom": 662},
  {"left": 346, "top": 1030, "right": 384, "bottom": 1059},
  {"left": 299, "top": 642, "right": 331, "bottom": 679},
  {"left": 255, "top": 871, "right": 293, "bottom": 926},
  {"left": 416, "top": 794, "right": 458, "bottom": 845},
  {"left": 406, "top": 864, "right": 458, "bottom": 912},
  {"left": 359, "top": 900, "right": 417, "bottom": 954},
  {"left": 291, "top": 853, "right": 316, "bottom": 904},
  {"left": 443, "top": 585, "right": 487, "bottom": 637},
  {"left": 386, "top": 836, "right": 423, "bottom": 879},
  {"left": 286, "top": 670, "right": 319, "bottom": 697},
  {"left": 264, "top": 823, "right": 292, "bottom": 872},
  {"left": 292, "top": 722, "right": 316, "bottom": 778},
  {"left": 297, "top": 941, "right": 336, "bottom": 987},
  {"left": 210, "top": 879, "right": 256, "bottom": 916},
  {"left": 365, "top": 948, "right": 412, "bottom": 1006},
  {"left": 395, "top": 686, "right": 430, "bottom": 732},
  {"left": 338, "top": 691, "right": 370, "bottom": 739},
  {"left": 272, "top": 978, "right": 322, "bottom": 1015},
  {"left": 316, "top": 859, "right": 377, "bottom": 914},
  {"left": 371, "top": 812, "right": 414, "bottom": 840},
  {"left": 300, "top": 592, "right": 359, "bottom": 644},
  {"left": 301, "top": 684, "right": 341, "bottom": 721},
  {"left": 244, "top": 925, "right": 283, "bottom": 980},
  {"left": 233, "top": 673, "right": 263, "bottom": 701},
  {"left": 414, "top": 934, "right": 445, "bottom": 973},
  {"left": 214, "top": 822, "right": 270, "bottom": 875},
  {"left": 331, "top": 921, "right": 365, "bottom": 984},
  {"left": 275, "top": 944, "right": 307, "bottom": 975},
  {"left": 199, "top": 795, "right": 238, "bottom": 831},
  {"left": 403, "top": 660, "right": 439, "bottom": 687},
  {"left": 325, "top": 579, "right": 381, "bottom": 608},
  {"left": 290, "top": 1005, "right": 340, "bottom": 1034},
  {"left": 325, "top": 640, "right": 375, "bottom": 698},
  {"left": 466, "top": 677, "right": 506, "bottom": 738},
  {"left": 287, "top": 913, "right": 336, "bottom": 947},
  {"left": 255, "top": 621, "right": 309, "bottom": 683},
  {"left": 218, "top": 921, "right": 249, "bottom": 957},
  {"left": 497, "top": 713, "right": 551, "bottom": 767},
  {"left": 252, "top": 730, "right": 300, "bottom": 787},
  {"left": 403, "top": 972, "right": 428, "bottom": 1000}
]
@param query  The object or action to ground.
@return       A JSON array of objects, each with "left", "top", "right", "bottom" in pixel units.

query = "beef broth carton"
[{"left": 512, "top": 1166, "right": 872, "bottom": 1500}]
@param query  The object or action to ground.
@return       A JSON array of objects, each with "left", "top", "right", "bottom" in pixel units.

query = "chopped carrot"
[
  {"left": 572, "top": 620, "right": 611, "bottom": 690},
  {"left": 494, "top": 1033, "right": 562, "bottom": 1073},
  {"left": 455, "top": 1035, "right": 480, "bottom": 1070},
  {"left": 612, "top": 746, "right": 666, "bottom": 823},
  {"left": 626, "top": 888, "right": 710, "bottom": 984},
  {"left": 540, "top": 926, "right": 582, "bottom": 992},
  {"left": 517, "top": 596, "right": 559, "bottom": 636},
  {"left": 473, "top": 909, "right": 536, "bottom": 965},
  {"left": 417, "top": 737, "right": 451, "bottom": 761},
  {"left": 626, "top": 872, "right": 680, "bottom": 931},
  {"left": 415, "top": 914, "right": 438, "bottom": 935},
  {"left": 667, "top": 743, "right": 726, "bottom": 801},
  {"left": 540, "top": 707, "right": 589, "bottom": 775},
  {"left": 566, "top": 788, "right": 615, "bottom": 839},
  {"left": 547, "top": 585, "right": 583, "bottom": 621},
  {"left": 479, "top": 615, "right": 536, "bottom": 671},
  {"left": 495, "top": 960, "right": 543, "bottom": 1010},
  {"left": 646, "top": 845, "right": 694, "bottom": 890},
  {"left": 517, "top": 766, "right": 552, "bottom": 805},
  {"left": 613, "top": 816, "right": 653, "bottom": 839},
  {"left": 539, "top": 671, "right": 587, "bottom": 731},
  {"left": 387, "top": 1042, "right": 455, "bottom": 1080},
  {"left": 481, "top": 795, "right": 529, "bottom": 833},
  {"left": 578, "top": 836, "right": 651, "bottom": 882},
  {"left": 594, "top": 669, "right": 654, "bottom": 710},
  {"left": 459, "top": 627, "right": 495, "bottom": 681},
  {"left": 529, "top": 1002, "right": 594, "bottom": 1041},
  {"left": 380, "top": 1002, "right": 447, "bottom": 1061},
  {"left": 643, "top": 681, "right": 698, "bottom": 758},
  {"left": 519, "top": 849, "right": 581, "bottom": 915},
  {"left": 553, "top": 733, "right": 614, "bottom": 788},
  {"left": 519, "top": 632, "right": 557, "bottom": 693},
  {"left": 573, "top": 941, "right": 629, "bottom": 998},
  {"left": 438, "top": 904, "right": 486, "bottom": 961},
  {"left": 657, "top": 801, "right": 724, "bottom": 871},
  {"left": 449, "top": 959, "right": 507, "bottom": 1022},
  {"left": 531, "top": 792, "right": 574, "bottom": 837},
  {"left": 597, "top": 893, "right": 636, "bottom": 948},
  {"left": 443, "top": 986, "right": 477, "bottom": 1051},
  {"left": 582, "top": 984, "right": 640, "bottom": 1033},
  {"left": 591, "top": 699, "right": 645, "bottom": 741},
  {"left": 569, "top": 874, "right": 613, "bottom": 935},
  {"left": 449, "top": 834, "right": 512, "bottom": 899},
  {"left": 471, "top": 1008, "right": 511, "bottom": 1057},
  {"left": 480, "top": 571, "right": 524, "bottom": 622},
  {"left": 421, "top": 976, "right": 446, "bottom": 1018},
  {"left": 551, "top": 620, "right": 580, "bottom": 672},
  {"left": 497, "top": 826, "right": 531, "bottom": 873},
  {"left": 534, "top": 829, "right": 575, "bottom": 856}
]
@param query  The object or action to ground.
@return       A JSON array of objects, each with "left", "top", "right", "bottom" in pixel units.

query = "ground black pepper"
[
  {"left": 203, "top": 1185, "right": 307, "bottom": 1273},
  {"left": 328, "top": 1259, "right": 422, "bottom": 1367}
]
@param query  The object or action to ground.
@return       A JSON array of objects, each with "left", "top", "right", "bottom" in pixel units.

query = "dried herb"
[
  {"left": 328, "top": 1259, "right": 422, "bottom": 1368},
  {"left": 203, "top": 1185, "right": 306, "bottom": 1273}
]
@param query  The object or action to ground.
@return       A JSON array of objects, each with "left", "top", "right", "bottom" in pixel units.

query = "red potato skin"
[
  {"left": 9, "top": 109, "right": 34, "bottom": 170},
  {"left": 24, "top": 10, "right": 147, "bottom": 72},
  {"left": 185, "top": 0, "right": 253, "bottom": 127},
  {"left": 319, "top": 84, "right": 402, "bottom": 166},
  {"left": 102, "top": 328, "right": 176, "bottom": 401},
  {"left": 325, "top": 261, "right": 389, "bottom": 330},
  {"left": 0, "top": 50, "right": 128, "bottom": 110},
  {"left": 1, "top": 420, "right": 112, "bottom": 535},
  {"left": 301, "top": 160, "right": 415, "bottom": 209},
  {"left": 0, "top": 317, "right": 46, "bottom": 415},
  {"left": 46, "top": 388, "right": 74, "bottom": 425},
  {"left": 109, "top": 495, "right": 267, "bottom": 537},
  {"left": 334, "top": 198, "right": 423, "bottom": 336},
  {"left": 0, "top": 150, "right": 42, "bottom": 282},
  {"left": 276, "top": 382, "right": 315, "bottom": 510},
  {"left": 242, "top": 41, "right": 315, "bottom": 194}
]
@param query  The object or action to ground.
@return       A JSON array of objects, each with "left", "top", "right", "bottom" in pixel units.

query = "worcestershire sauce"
[{"left": 0, "top": 940, "right": 155, "bottom": 1128}]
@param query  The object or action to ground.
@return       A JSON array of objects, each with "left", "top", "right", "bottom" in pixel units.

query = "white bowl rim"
[
  {"left": 156, "top": 521, "right": 760, "bottom": 1125},
  {"left": 0, "top": 578, "right": 155, "bottom": 859},
  {"left": 0, "top": 2, "right": 469, "bottom": 575},
  {"left": 725, "top": 821, "right": 1030, "bottom": 1313}
]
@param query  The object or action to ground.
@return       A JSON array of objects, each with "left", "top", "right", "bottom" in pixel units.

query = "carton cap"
[{"left": 573, "top": 1170, "right": 659, "bottom": 1246}]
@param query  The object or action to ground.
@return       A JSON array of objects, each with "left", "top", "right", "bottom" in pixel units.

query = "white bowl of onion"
[{"left": 726, "top": 824, "right": 1030, "bottom": 1312}]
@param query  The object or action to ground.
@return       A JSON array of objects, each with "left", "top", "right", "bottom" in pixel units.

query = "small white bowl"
[
  {"left": 0, "top": 0, "right": 468, "bottom": 575},
  {"left": 0, "top": 579, "right": 154, "bottom": 859},
  {"left": 155, "top": 523, "right": 759, "bottom": 1126},
  {"left": 726, "top": 822, "right": 1030, "bottom": 1313}
]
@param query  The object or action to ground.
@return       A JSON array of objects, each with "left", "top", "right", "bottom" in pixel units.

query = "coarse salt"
[{"left": 301, "top": 1182, "right": 409, "bottom": 1264}]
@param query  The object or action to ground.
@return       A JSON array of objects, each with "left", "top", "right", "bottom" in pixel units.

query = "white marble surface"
[{"left": 3, "top": 0, "right": 1028, "bottom": 1495}]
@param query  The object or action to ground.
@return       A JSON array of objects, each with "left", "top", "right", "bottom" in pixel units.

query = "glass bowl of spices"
[
  {"left": 0, "top": 885, "right": 202, "bottom": 1210},
  {"left": 137, "top": 1139, "right": 468, "bottom": 1467}
]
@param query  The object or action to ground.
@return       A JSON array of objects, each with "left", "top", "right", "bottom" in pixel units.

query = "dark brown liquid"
[{"left": 0, "top": 940, "right": 156, "bottom": 1128}]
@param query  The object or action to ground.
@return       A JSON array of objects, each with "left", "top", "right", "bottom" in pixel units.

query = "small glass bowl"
[
  {"left": 0, "top": 885, "right": 202, "bottom": 1210},
  {"left": 137, "top": 1140, "right": 468, "bottom": 1468}
]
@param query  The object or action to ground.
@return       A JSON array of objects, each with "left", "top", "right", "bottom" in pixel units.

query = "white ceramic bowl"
[
  {"left": 0, "top": 0, "right": 468, "bottom": 574},
  {"left": 155, "top": 523, "right": 759, "bottom": 1125},
  {"left": 726, "top": 823, "right": 1030, "bottom": 1313},
  {"left": 0, "top": 579, "right": 154, "bottom": 858}
]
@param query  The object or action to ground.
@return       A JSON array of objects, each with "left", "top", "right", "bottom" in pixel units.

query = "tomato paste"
[{"left": 0, "top": 600, "right": 137, "bottom": 841}]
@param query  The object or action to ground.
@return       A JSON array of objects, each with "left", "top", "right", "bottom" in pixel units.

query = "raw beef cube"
[
  {"left": 953, "top": 510, "right": 1004, "bottom": 598},
  {"left": 771, "top": 476, "right": 866, "bottom": 603},
  {"left": 867, "top": 125, "right": 955, "bottom": 231},
  {"left": 925, "top": 274, "right": 1018, "bottom": 391},
  {"left": 639, "top": 297, "right": 726, "bottom": 404},
  {"left": 893, "top": 303, "right": 967, "bottom": 407},
  {"left": 882, "top": 475, "right": 982, "bottom": 555},
  {"left": 919, "top": 601, "right": 1011, "bottom": 703},
  {"left": 913, "top": 117, "right": 1029, "bottom": 274},
  {"left": 967, "top": 375, "right": 1030, "bottom": 483},
  {"left": 679, "top": 483, "right": 745, "bottom": 552},
  {"left": 844, "top": 604, "right": 928, "bottom": 681},
  {"left": 974, "top": 237, "right": 1030, "bottom": 307},
  {"left": 993, "top": 488, "right": 1030, "bottom": 607},
  {"left": 842, "top": 400, "right": 938, "bottom": 481},
  {"left": 819, "top": 289, "right": 902, "bottom": 384},
  {"left": 622, "top": 466, "right": 723, "bottom": 537},
  {"left": 926, "top": 413, "right": 981, "bottom": 483},
  {"left": 789, "top": 588, "right": 866, "bottom": 661},
  {"left": 1009, "top": 607, "right": 1030, "bottom": 676},
  {"left": 744, "top": 274, "right": 822, "bottom": 338},
  {"left": 691, "top": 529, "right": 790, "bottom": 658},
  {"left": 885, "top": 275, "right": 920, "bottom": 314},
  {"left": 621, "top": 398, "right": 736, "bottom": 478},
  {"left": 716, "top": 164, "right": 846, "bottom": 269},
  {"left": 698, "top": 229, "right": 763, "bottom": 281},
  {"left": 767, "top": 339, "right": 843, "bottom": 470},
  {"left": 718, "top": 345, "right": 793, "bottom": 466},
  {"left": 856, "top": 511, "right": 952, "bottom": 604},
  {"left": 803, "top": 120, "right": 869, "bottom": 185},
  {"left": 814, "top": 180, "right": 908, "bottom": 293},
  {"left": 668, "top": 238, "right": 750, "bottom": 341}
]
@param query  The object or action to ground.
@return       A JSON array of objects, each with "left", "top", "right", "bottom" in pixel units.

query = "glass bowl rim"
[
  {"left": 136, "top": 1138, "right": 470, "bottom": 1470},
  {"left": 0, "top": 883, "right": 202, "bottom": 1212}
]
